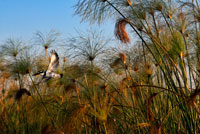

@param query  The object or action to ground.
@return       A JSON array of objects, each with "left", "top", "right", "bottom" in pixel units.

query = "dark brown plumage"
[{"left": 15, "top": 88, "right": 31, "bottom": 101}]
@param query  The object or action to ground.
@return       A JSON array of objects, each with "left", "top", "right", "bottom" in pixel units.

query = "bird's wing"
[
  {"left": 33, "top": 71, "right": 45, "bottom": 76},
  {"left": 47, "top": 50, "right": 59, "bottom": 72}
]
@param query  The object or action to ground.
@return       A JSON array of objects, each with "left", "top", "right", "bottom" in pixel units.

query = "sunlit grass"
[{"left": 0, "top": 0, "right": 200, "bottom": 134}]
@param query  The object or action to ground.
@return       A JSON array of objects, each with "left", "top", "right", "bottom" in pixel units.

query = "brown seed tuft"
[
  {"left": 115, "top": 18, "right": 130, "bottom": 44},
  {"left": 158, "top": 28, "right": 162, "bottom": 35},
  {"left": 145, "top": 64, "right": 152, "bottom": 77},
  {"left": 146, "top": 64, "right": 151, "bottom": 69},
  {"left": 126, "top": 0, "right": 132, "bottom": 6},
  {"left": 63, "top": 57, "right": 66, "bottom": 63},
  {"left": 186, "top": 32, "right": 189, "bottom": 37},
  {"left": 119, "top": 53, "right": 126, "bottom": 65},
  {"left": 178, "top": 12, "right": 184, "bottom": 20},
  {"left": 180, "top": 52, "right": 183, "bottom": 59},
  {"left": 167, "top": 12, "right": 172, "bottom": 19},
  {"left": 156, "top": 3, "right": 163, "bottom": 11},
  {"left": 133, "top": 66, "right": 139, "bottom": 72}
]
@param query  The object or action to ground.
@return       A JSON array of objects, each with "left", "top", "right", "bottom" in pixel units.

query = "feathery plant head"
[
  {"left": 67, "top": 30, "right": 109, "bottom": 64},
  {"left": 0, "top": 38, "right": 27, "bottom": 58},
  {"left": 168, "top": 31, "right": 185, "bottom": 63},
  {"left": 126, "top": 3, "right": 146, "bottom": 27},
  {"left": 182, "top": 1, "right": 200, "bottom": 23},
  {"left": 174, "top": 12, "right": 189, "bottom": 34},
  {"left": 147, "top": 0, "right": 165, "bottom": 14},
  {"left": 119, "top": 53, "right": 126, "bottom": 65},
  {"left": 115, "top": 18, "right": 130, "bottom": 44},
  {"left": 34, "top": 30, "right": 61, "bottom": 56},
  {"left": 10, "top": 51, "right": 33, "bottom": 76},
  {"left": 75, "top": 0, "right": 133, "bottom": 24},
  {"left": 126, "top": 0, "right": 132, "bottom": 6},
  {"left": 75, "top": 0, "right": 114, "bottom": 24},
  {"left": 33, "top": 56, "right": 49, "bottom": 72}
]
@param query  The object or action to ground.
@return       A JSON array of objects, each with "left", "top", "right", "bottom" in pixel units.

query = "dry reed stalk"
[
  {"left": 75, "top": 82, "right": 81, "bottom": 105},
  {"left": 150, "top": 125, "right": 161, "bottom": 134},
  {"left": 16, "top": 104, "right": 20, "bottom": 113},
  {"left": 119, "top": 78, "right": 128, "bottom": 90},
  {"left": 45, "top": 46, "right": 48, "bottom": 57},
  {"left": 63, "top": 57, "right": 66, "bottom": 63},
  {"left": 115, "top": 18, "right": 130, "bottom": 44},
  {"left": 146, "top": 93, "right": 163, "bottom": 134},
  {"left": 132, "top": 123, "right": 151, "bottom": 130},
  {"left": 146, "top": 93, "right": 158, "bottom": 122},
  {"left": 120, "top": 77, "right": 131, "bottom": 98}
]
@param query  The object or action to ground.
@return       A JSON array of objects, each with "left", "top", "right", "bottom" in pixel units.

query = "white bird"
[{"left": 33, "top": 50, "right": 63, "bottom": 83}]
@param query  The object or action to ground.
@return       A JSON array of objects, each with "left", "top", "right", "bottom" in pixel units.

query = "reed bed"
[{"left": 0, "top": 0, "right": 200, "bottom": 133}]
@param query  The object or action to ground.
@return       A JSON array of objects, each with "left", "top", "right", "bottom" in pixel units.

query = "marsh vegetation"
[{"left": 0, "top": 0, "right": 200, "bottom": 133}]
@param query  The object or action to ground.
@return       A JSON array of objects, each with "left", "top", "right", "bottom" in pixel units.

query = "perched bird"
[{"left": 33, "top": 50, "right": 63, "bottom": 83}]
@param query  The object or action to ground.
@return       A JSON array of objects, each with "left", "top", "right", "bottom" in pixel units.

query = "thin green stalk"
[
  {"left": 140, "top": 31, "right": 147, "bottom": 63},
  {"left": 28, "top": 73, "right": 57, "bottom": 129},
  {"left": 181, "top": 33, "right": 192, "bottom": 93}
]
